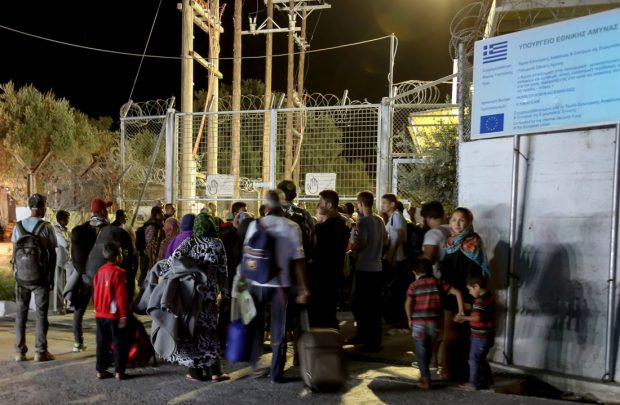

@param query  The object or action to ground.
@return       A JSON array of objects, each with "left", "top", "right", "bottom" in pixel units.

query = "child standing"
[
  {"left": 405, "top": 258, "right": 464, "bottom": 389},
  {"left": 94, "top": 241, "right": 129, "bottom": 381},
  {"left": 455, "top": 276, "right": 496, "bottom": 390}
]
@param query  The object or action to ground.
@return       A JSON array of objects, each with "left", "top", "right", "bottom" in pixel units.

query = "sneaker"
[
  {"left": 15, "top": 353, "right": 27, "bottom": 362},
  {"left": 73, "top": 343, "right": 87, "bottom": 352},
  {"left": 34, "top": 351, "right": 55, "bottom": 362}
]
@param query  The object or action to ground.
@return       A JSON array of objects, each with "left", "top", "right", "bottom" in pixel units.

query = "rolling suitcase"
[{"left": 297, "top": 310, "right": 347, "bottom": 392}]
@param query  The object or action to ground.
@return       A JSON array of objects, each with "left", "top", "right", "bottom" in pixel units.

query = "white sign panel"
[
  {"left": 205, "top": 174, "right": 235, "bottom": 197},
  {"left": 304, "top": 173, "right": 336, "bottom": 195},
  {"left": 472, "top": 8, "right": 620, "bottom": 139}
]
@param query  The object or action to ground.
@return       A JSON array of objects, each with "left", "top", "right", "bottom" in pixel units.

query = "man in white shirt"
[
  {"left": 243, "top": 190, "right": 309, "bottom": 383},
  {"left": 421, "top": 201, "right": 451, "bottom": 278},
  {"left": 53, "top": 210, "right": 71, "bottom": 314}
]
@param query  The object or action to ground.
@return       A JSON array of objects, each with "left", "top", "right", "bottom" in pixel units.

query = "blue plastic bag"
[{"left": 226, "top": 320, "right": 250, "bottom": 363}]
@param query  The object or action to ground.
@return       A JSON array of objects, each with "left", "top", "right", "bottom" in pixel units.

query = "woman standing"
[
  {"left": 439, "top": 207, "right": 490, "bottom": 382},
  {"left": 158, "top": 217, "right": 180, "bottom": 261},
  {"left": 162, "top": 212, "right": 230, "bottom": 381},
  {"left": 165, "top": 214, "right": 196, "bottom": 259}
]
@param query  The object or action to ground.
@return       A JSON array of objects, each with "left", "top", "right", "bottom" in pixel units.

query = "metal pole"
[
  {"left": 505, "top": 133, "right": 521, "bottom": 365},
  {"left": 388, "top": 33, "right": 396, "bottom": 99},
  {"left": 231, "top": 0, "right": 242, "bottom": 199},
  {"left": 604, "top": 123, "right": 620, "bottom": 382},
  {"left": 262, "top": 0, "right": 274, "bottom": 185},
  {"left": 120, "top": 119, "right": 126, "bottom": 209},
  {"left": 378, "top": 98, "right": 391, "bottom": 199},
  {"left": 457, "top": 42, "right": 465, "bottom": 143},
  {"left": 269, "top": 108, "right": 278, "bottom": 189},
  {"left": 164, "top": 108, "right": 177, "bottom": 204}
]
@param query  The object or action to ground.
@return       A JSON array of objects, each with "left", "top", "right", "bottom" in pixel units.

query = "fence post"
[
  {"left": 120, "top": 119, "right": 126, "bottom": 209},
  {"left": 377, "top": 98, "right": 392, "bottom": 199},
  {"left": 165, "top": 108, "right": 177, "bottom": 205},
  {"left": 269, "top": 109, "right": 278, "bottom": 190}
]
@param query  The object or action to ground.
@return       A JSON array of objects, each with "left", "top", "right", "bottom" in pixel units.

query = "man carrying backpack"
[
  {"left": 12, "top": 193, "right": 57, "bottom": 362},
  {"left": 242, "top": 190, "right": 309, "bottom": 383}
]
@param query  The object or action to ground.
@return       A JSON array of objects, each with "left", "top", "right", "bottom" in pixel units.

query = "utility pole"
[
  {"left": 180, "top": 0, "right": 195, "bottom": 215},
  {"left": 206, "top": 0, "right": 221, "bottom": 177},
  {"left": 284, "top": 0, "right": 295, "bottom": 179},
  {"left": 293, "top": 6, "right": 307, "bottom": 185},
  {"left": 262, "top": 0, "right": 274, "bottom": 187},
  {"left": 178, "top": 0, "right": 224, "bottom": 215},
  {"left": 231, "top": 0, "right": 242, "bottom": 198}
]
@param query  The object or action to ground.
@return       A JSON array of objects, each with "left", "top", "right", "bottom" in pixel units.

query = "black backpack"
[
  {"left": 13, "top": 221, "right": 48, "bottom": 286},
  {"left": 285, "top": 207, "right": 313, "bottom": 255},
  {"left": 405, "top": 222, "right": 426, "bottom": 259},
  {"left": 241, "top": 220, "right": 280, "bottom": 284}
]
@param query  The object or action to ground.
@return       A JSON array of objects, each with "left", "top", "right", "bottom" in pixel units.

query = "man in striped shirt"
[
  {"left": 455, "top": 275, "right": 496, "bottom": 390},
  {"left": 405, "top": 258, "right": 464, "bottom": 389}
]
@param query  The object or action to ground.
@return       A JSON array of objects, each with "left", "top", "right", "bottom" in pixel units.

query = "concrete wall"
[{"left": 458, "top": 127, "right": 620, "bottom": 380}]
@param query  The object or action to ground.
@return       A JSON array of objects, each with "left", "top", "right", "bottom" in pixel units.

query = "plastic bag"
[{"left": 238, "top": 289, "right": 256, "bottom": 325}]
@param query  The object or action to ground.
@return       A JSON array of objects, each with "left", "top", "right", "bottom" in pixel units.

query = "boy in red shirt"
[
  {"left": 455, "top": 276, "right": 496, "bottom": 390},
  {"left": 405, "top": 258, "right": 464, "bottom": 389},
  {"left": 94, "top": 242, "right": 129, "bottom": 380}
]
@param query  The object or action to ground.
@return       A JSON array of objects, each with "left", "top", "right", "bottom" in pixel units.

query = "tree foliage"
[{"left": 0, "top": 82, "right": 120, "bottom": 210}]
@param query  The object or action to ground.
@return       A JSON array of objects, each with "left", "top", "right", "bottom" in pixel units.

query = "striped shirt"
[
  {"left": 470, "top": 292, "right": 496, "bottom": 339},
  {"left": 407, "top": 276, "right": 450, "bottom": 324}
]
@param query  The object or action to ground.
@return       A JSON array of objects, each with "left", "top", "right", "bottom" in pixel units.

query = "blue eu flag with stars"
[{"left": 480, "top": 113, "right": 504, "bottom": 134}]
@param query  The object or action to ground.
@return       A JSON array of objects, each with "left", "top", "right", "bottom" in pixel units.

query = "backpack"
[
  {"left": 285, "top": 206, "right": 314, "bottom": 256},
  {"left": 135, "top": 225, "right": 146, "bottom": 252},
  {"left": 241, "top": 220, "right": 280, "bottom": 284},
  {"left": 405, "top": 222, "right": 426, "bottom": 259},
  {"left": 13, "top": 220, "right": 48, "bottom": 286}
]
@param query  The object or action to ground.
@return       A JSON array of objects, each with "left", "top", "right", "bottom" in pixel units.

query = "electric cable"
[
  {"left": 127, "top": 0, "right": 163, "bottom": 102},
  {"left": 0, "top": 23, "right": 392, "bottom": 61}
]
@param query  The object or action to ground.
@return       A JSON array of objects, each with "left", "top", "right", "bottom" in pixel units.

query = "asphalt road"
[{"left": 0, "top": 315, "right": 579, "bottom": 405}]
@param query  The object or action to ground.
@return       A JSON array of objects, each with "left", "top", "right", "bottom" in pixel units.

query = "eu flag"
[{"left": 480, "top": 113, "right": 504, "bottom": 134}]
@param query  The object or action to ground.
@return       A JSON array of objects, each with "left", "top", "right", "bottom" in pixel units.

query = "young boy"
[
  {"left": 455, "top": 276, "right": 496, "bottom": 391},
  {"left": 405, "top": 258, "right": 464, "bottom": 389},
  {"left": 94, "top": 241, "right": 129, "bottom": 381}
]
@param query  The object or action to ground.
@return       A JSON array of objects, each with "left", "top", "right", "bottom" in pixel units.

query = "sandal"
[
  {"left": 211, "top": 374, "right": 230, "bottom": 382},
  {"left": 185, "top": 374, "right": 204, "bottom": 382}
]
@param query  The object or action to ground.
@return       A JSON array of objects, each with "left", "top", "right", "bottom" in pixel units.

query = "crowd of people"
[{"left": 10, "top": 182, "right": 494, "bottom": 391}]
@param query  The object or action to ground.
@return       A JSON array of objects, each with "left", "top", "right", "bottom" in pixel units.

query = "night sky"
[{"left": 0, "top": 0, "right": 477, "bottom": 119}]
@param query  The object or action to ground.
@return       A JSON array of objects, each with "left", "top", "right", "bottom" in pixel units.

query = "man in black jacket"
[{"left": 69, "top": 198, "right": 134, "bottom": 352}]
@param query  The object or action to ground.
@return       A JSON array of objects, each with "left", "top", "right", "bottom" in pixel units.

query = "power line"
[
  {"left": 0, "top": 23, "right": 392, "bottom": 61},
  {"left": 128, "top": 0, "right": 163, "bottom": 102}
]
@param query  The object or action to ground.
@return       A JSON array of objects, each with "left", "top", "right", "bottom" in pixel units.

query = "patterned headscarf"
[
  {"left": 193, "top": 212, "right": 219, "bottom": 238},
  {"left": 444, "top": 208, "right": 490, "bottom": 278}
]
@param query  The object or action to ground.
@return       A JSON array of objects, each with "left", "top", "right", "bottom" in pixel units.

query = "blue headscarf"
[{"left": 445, "top": 225, "right": 490, "bottom": 278}]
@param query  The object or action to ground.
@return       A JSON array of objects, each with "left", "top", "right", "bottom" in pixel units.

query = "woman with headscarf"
[
  {"left": 439, "top": 207, "right": 490, "bottom": 383},
  {"left": 158, "top": 217, "right": 180, "bottom": 261},
  {"left": 165, "top": 214, "right": 195, "bottom": 259},
  {"left": 159, "top": 212, "right": 230, "bottom": 381}
]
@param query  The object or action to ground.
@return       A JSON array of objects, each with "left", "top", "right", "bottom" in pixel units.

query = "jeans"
[
  {"left": 15, "top": 284, "right": 50, "bottom": 354},
  {"left": 352, "top": 271, "right": 383, "bottom": 347},
  {"left": 249, "top": 285, "right": 289, "bottom": 381},
  {"left": 412, "top": 322, "right": 441, "bottom": 379},
  {"left": 469, "top": 336, "right": 494, "bottom": 387},
  {"left": 72, "top": 279, "right": 92, "bottom": 345},
  {"left": 96, "top": 318, "right": 127, "bottom": 373}
]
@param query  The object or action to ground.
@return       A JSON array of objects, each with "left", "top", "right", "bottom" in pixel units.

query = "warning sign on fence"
[
  {"left": 206, "top": 174, "right": 235, "bottom": 197},
  {"left": 304, "top": 173, "right": 337, "bottom": 196}
]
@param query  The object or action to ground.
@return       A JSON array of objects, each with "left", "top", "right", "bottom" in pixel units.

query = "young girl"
[{"left": 438, "top": 207, "right": 490, "bottom": 382}]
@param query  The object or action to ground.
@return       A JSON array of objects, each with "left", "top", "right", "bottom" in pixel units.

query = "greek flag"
[
  {"left": 483, "top": 41, "right": 508, "bottom": 64},
  {"left": 480, "top": 113, "right": 504, "bottom": 134}
]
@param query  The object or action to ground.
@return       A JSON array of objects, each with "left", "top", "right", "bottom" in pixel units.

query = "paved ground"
[{"left": 0, "top": 311, "right": 583, "bottom": 405}]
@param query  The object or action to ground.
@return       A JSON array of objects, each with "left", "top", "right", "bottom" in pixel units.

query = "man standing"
[
  {"left": 13, "top": 193, "right": 57, "bottom": 361},
  {"left": 244, "top": 190, "right": 309, "bottom": 383},
  {"left": 381, "top": 193, "right": 410, "bottom": 327},
  {"left": 137, "top": 206, "right": 164, "bottom": 287},
  {"left": 349, "top": 191, "right": 387, "bottom": 352},
  {"left": 53, "top": 210, "right": 71, "bottom": 314},
  {"left": 309, "top": 190, "right": 349, "bottom": 329},
  {"left": 277, "top": 180, "right": 315, "bottom": 256}
]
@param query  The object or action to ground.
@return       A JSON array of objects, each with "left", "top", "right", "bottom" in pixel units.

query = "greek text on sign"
[
  {"left": 206, "top": 175, "right": 235, "bottom": 197},
  {"left": 471, "top": 8, "right": 620, "bottom": 138},
  {"left": 305, "top": 173, "right": 336, "bottom": 196}
]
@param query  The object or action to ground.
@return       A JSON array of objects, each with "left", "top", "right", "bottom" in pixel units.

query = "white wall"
[{"left": 458, "top": 127, "right": 620, "bottom": 380}]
